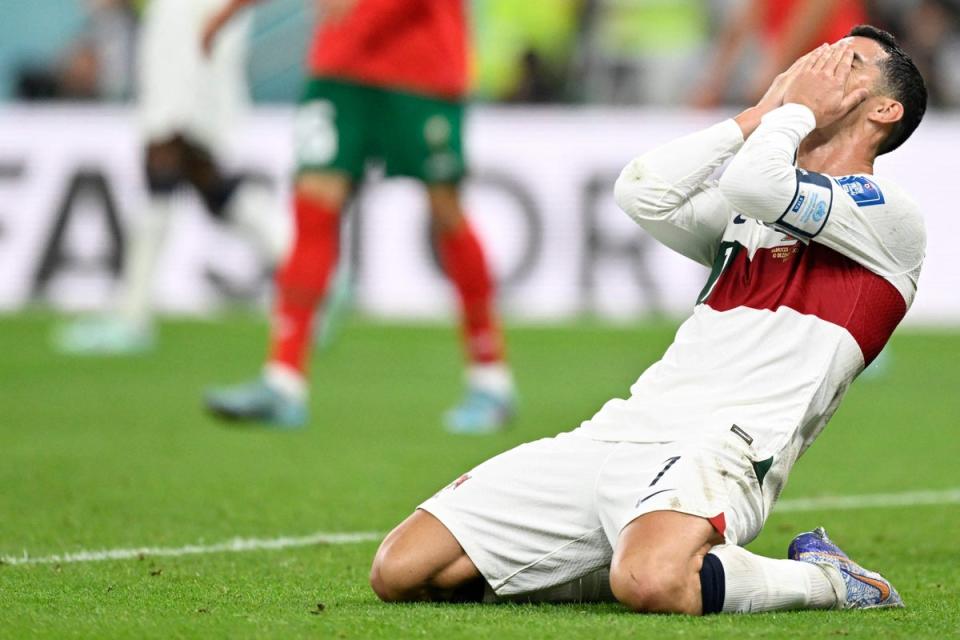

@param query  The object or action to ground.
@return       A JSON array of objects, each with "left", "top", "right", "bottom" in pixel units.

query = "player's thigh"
[
  {"left": 380, "top": 89, "right": 466, "bottom": 185},
  {"left": 597, "top": 430, "right": 768, "bottom": 551},
  {"left": 294, "top": 77, "right": 371, "bottom": 183},
  {"left": 419, "top": 432, "right": 613, "bottom": 597}
]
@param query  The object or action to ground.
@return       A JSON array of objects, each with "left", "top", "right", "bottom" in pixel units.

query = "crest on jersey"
[{"left": 836, "top": 175, "right": 885, "bottom": 207}]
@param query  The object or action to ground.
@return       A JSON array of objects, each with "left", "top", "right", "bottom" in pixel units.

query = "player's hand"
[
  {"left": 782, "top": 41, "right": 871, "bottom": 128},
  {"left": 754, "top": 45, "right": 825, "bottom": 114},
  {"left": 734, "top": 45, "right": 823, "bottom": 138},
  {"left": 201, "top": 8, "right": 231, "bottom": 56}
]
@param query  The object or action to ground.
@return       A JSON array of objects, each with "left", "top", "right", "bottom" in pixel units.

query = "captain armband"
[{"left": 774, "top": 169, "right": 834, "bottom": 240}]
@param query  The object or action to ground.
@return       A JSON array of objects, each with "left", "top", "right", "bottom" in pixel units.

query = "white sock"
[
  {"left": 263, "top": 362, "right": 308, "bottom": 401},
  {"left": 117, "top": 196, "right": 173, "bottom": 328},
  {"left": 709, "top": 544, "right": 840, "bottom": 613},
  {"left": 227, "top": 181, "right": 291, "bottom": 266},
  {"left": 467, "top": 362, "right": 514, "bottom": 397}
]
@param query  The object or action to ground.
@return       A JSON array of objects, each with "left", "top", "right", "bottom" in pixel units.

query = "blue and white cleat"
[
  {"left": 204, "top": 378, "right": 307, "bottom": 428},
  {"left": 443, "top": 388, "right": 516, "bottom": 435},
  {"left": 789, "top": 527, "right": 904, "bottom": 609},
  {"left": 54, "top": 316, "right": 153, "bottom": 355}
]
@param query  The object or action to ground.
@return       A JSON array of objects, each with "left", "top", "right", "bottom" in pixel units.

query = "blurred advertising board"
[{"left": 0, "top": 105, "right": 957, "bottom": 324}]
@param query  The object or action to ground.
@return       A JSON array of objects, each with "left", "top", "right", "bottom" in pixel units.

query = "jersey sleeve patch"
[
  {"left": 836, "top": 175, "right": 885, "bottom": 207},
  {"left": 775, "top": 169, "right": 833, "bottom": 240}
]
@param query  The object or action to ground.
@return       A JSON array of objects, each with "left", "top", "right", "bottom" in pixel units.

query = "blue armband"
[{"left": 775, "top": 169, "right": 833, "bottom": 240}]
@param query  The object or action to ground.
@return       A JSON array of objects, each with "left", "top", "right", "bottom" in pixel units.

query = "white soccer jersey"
[
  {"left": 576, "top": 104, "right": 925, "bottom": 493},
  {"left": 138, "top": 0, "right": 251, "bottom": 151}
]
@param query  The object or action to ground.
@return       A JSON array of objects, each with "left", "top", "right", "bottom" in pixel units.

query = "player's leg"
[
  {"left": 372, "top": 432, "right": 616, "bottom": 603},
  {"left": 203, "top": 171, "right": 349, "bottom": 426},
  {"left": 382, "top": 88, "right": 515, "bottom": 433},
  {"left": 204, "top": 78, "right": 367, "bottom": 426},
  {"left": 183, "top": 11, "right": 289, "bottom": 268},
  {"left": 265, "top": 172, "right": 349, "bottom": 389},
  {"left": 609, "top": 511, "right": 847, "bottom": 615},
  {"left": 115, "top": 136, "right": 185, "bottom": 332},
  {"left": 179, "top": 137, "right": 289, "bottom": 267},
  {"left": 372, "top": 509, "right": 616, "bottom": 604},
  {"left": 601, "top": 434, "right": 896, "bottom": 615},
  {"left": 427, "top": 184, "right": 516, "bottom": 433},
  {"left": 371, "top": 510, "right": 485, "bottom": 602}
]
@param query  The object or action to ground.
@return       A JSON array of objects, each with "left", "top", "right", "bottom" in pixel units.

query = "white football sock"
[
  {"left": 466, "top": 362, "right": 514, "bottom": 397},
  {"left": 709, "top": 544, "right": 840, "bottom": 613},
  {"left": 263, "top": 362, "right": 308, "bottom": 401},
  {"left": 117, "top": 196, "right": 173, "bottom": 329},
  {"left": 227, "top": 181, "right": 291, "bottom": 266}
]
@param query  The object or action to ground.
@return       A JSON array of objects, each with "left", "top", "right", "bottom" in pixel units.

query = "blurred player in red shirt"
[
  {"left": 202, "top": 0, "right": 516, "bottom": 433},
  {"left": 692, "top": 0, "right": 868, "bottom": 107}
]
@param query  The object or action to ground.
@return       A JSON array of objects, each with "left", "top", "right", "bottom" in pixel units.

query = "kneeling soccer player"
[{"left": 369, "top": 27, "right": 927, "bottom": 614}]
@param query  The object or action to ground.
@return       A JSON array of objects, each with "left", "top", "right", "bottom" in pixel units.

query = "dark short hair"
[{"left": 847, "top": 25, "right": 927, "bottom": 155}]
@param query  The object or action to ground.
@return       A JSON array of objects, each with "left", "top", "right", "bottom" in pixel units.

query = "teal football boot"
[
  {"left": 443, "top": 388, "right": 516, "bottom": 435},
  {"left": 204, "top": 378, "right": 307, "bottom": 428},
  {"left": 54, "top": 316, "right": 153, "bottom": 355}
]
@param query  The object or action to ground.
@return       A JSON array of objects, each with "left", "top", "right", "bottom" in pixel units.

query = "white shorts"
[
  {"left": 419, "top": 428, "right": 769, "bottom": 596},
  {"left": 137, "top": 0, "right": 251, "bottom": 152}
]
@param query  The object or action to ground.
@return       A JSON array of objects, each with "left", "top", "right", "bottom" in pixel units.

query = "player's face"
[{"left": 840, "top": 36, "right": 889, "bottom": 103}]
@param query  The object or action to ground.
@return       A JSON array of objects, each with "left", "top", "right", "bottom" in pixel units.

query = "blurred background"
[
  {"left": 0, "top": 0, "right": 958, "bottom": 325},
  {"left": 4, "top": 0, "right": 960, "bottom": 106}
]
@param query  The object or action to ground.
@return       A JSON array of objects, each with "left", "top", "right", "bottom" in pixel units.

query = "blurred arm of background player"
[
  {"left": 691, "top": 0, "right": 843, "bottom": 108},
  {"left": 202, "top": 0, "right": 359, "bottom": 55}
]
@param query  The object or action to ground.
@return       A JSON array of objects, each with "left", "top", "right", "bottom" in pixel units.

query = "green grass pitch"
[{"left": 1, "top": 313, "right": 957, "bottom": 638}]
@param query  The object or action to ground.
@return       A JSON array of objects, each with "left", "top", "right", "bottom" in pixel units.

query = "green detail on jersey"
[
  {"left": 752, "top": 457, "right": 774, "bottom": 486},
  {"left": 696, "top": 240, "right": 743, "bottom": 305}
]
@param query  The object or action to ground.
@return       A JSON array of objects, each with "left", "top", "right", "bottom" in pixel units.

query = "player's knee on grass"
[
  {"left": 295, "top": 172, "right": 351, "bottom": 211},
  {"left": 609, "top": 557, "right": 698, "bottom": 614},
  {"left": 370, "top": 510, "right": 482, "bottom": 603},
  {"left": 610, "top": 511, "right": 722, "bottom": 615}
]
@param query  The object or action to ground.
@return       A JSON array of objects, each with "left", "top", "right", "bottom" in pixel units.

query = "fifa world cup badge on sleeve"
[
  {"left": 837, "top": 175, "right": 886, "bottom": 207},
  {"left": 775, "top": 169, "right": 834, "bottom": 240}
]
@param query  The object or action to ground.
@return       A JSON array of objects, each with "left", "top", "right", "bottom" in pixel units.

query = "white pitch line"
[
  {"left": 775, "top": 487, "right": 960, "bottom": 513},
  {"left": 0, "top": 531, "right": 382, "bottom": 567},
  {"left": 2, "top": 488, "right": 958, "bottom": 567}
]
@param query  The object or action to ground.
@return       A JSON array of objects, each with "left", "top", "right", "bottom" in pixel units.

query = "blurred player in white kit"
[{"left": 57, "top": 0, "right": 288, "bottom": 354}]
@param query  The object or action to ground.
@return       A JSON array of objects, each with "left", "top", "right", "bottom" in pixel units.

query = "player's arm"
[
  {"left": 721, "top": 43, "right": 864, "bottom": 222},
  {"left": 202, "top": 0, "right": 262, "bottom": 54},
  {"left": 613, "top": 120, "right": 742, "bottom": 267},
  {"left": 720, "top": 45, "right": 924, "bottom": 278},
  {"left": 612, "top": 44, "right": 825, "bottom": 265}
]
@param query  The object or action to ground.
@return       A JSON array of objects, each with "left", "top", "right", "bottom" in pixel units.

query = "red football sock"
[
  {"left": 268, "top": 195, "right": 340, "bottom": 374},
  {"left": 438, "top": 219, "right": 505, "bottom": 364}
]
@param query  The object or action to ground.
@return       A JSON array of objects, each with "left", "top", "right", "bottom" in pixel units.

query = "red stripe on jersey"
[{"left": 705, "top": 241, "right": 906, "bottom": 365}]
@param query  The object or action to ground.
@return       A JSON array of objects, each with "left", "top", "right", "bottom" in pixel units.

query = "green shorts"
[{"left": 294, "top": 77, "right": 466, "bottom": 184}]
